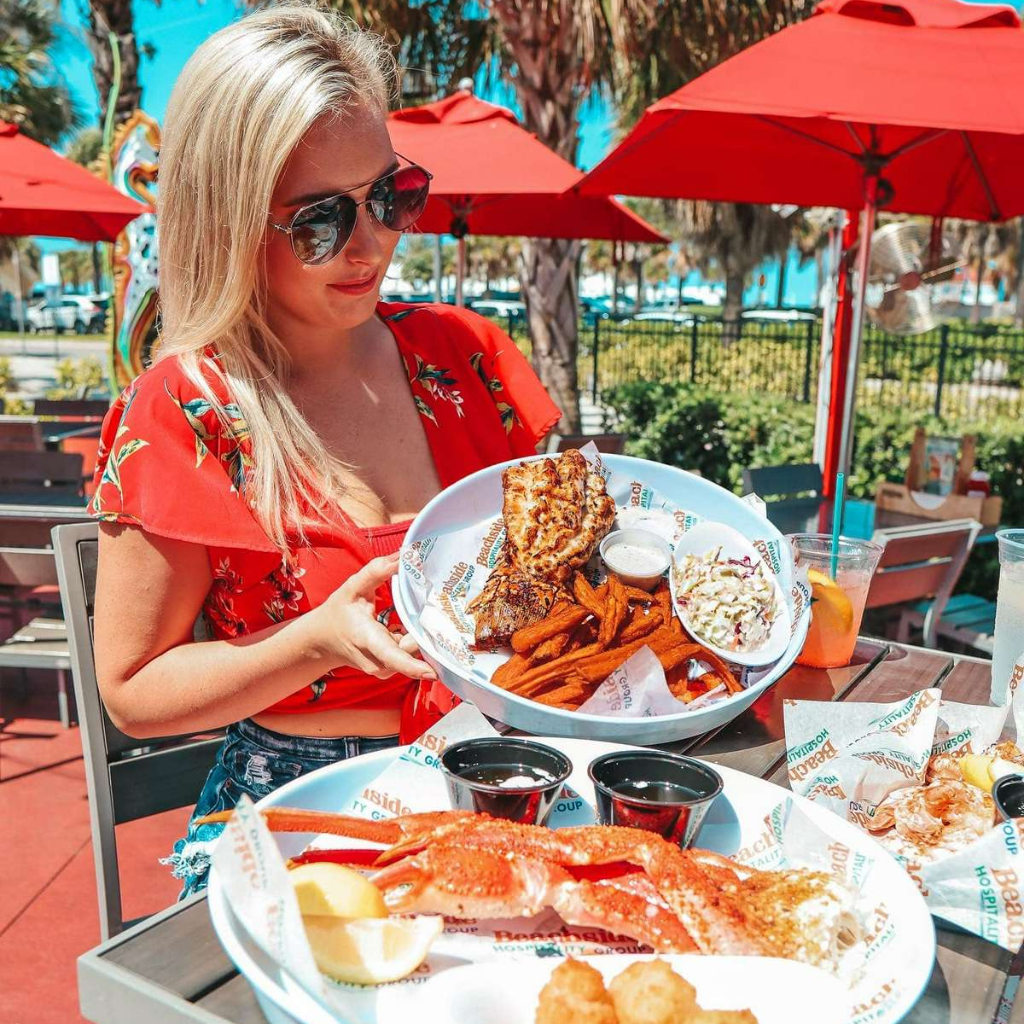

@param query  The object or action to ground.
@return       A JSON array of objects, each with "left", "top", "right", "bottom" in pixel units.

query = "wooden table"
[
  {"left": 0, "top": 500, "right": 90, "bottom": 547},
  {"left": 77, "top": 641, "right": 1016, "bottom": 1024}
]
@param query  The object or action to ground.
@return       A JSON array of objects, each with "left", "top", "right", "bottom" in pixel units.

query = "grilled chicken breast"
[{"left": 467, "top": 450, "right": 616, "bottom": 648}]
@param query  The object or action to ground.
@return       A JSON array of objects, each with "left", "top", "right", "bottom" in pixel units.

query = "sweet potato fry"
[
  {"left": 655, "top": 584, "right": 672, "bottom": 621},
  {"left": 618, "top": 608, "right": 663, "bottom": 644},
  {"left": 597, "top": 575, "right": 628, "bottom": 648},
  {"left": 622, "top": 584, "right": 657, "bottom": 605},
  {"left": 534, "top": 678, "right": 590, "bottom": 707},
  {"left": 665, "top": 665, "right": 691, "bottom": 701},
  {"left": 511, "top": 605, "right": 589, "bottom": 654},
  {"left": 575, "top": 627, "right": 679, "bottom": 683},
  {"left": 658, "top": 643, "right": 705, "bottom": 675},
  {"left": 513, "top": 642, "right": 605, "bottom": 697},
  {"left": 529, "top": 632, "right": 571, "bottom": 665},
  {"left": 596, "top": 581, "right": 610, "bottom": 598},
  {"left": 491, "top": 653, "right": 530, "bottom": 690},
  {"left": 572, "top": 573, "right": 606, "bottom": 619},
  {"left": 693, "top": 647, "right": 742, "bottom": 693},
  {"left": 566, "top": 617, "right": 598, "bottom": 653}
]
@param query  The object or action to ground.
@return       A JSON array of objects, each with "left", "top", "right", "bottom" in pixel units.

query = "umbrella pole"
[
  {"left": 12, "top": 243, "right": 26, "bottom": 346},
  {"left": 455, "top": 236, "right": 466, "bottom": 307},
  {"left": 837, "top": 179, "right": 878, "bottom": 479}
]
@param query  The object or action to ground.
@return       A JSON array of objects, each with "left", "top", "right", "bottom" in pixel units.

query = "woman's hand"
[{"left": 316, "top": 553, "right": 437, "bottom": 681}]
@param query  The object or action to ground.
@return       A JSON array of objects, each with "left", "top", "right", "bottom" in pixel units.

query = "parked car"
[
  {"left": 740, "top": 309, "right": 817, "bottom": 323},
  {"left": 470, "top": 298, "right": 527, "bottom": 320},
  {"left": 632, "top": 307, "right": 703, "bottom": 327},
  {"left": 25, "top": 296, "right": 105, "bottom": 334}
]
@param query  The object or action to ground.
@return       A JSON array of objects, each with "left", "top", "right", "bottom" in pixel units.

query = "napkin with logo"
[{"left": 783, "top": 653, "right": 1024, "bottom": 949}]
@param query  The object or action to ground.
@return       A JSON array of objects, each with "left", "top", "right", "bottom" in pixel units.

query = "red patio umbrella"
[
  {"left": 389, "top": 92, "right": 665, "bottom": 303},
  {"left": 579, "top": 0, "right": 1024, "bottom": 488},
  {"left": 0, "top": 121, "right": 149, "bottom": 241}
]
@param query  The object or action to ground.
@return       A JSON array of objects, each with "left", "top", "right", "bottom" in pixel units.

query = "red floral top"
[{"left": 90, "top": 302, "right": 560, "bottom": 734}]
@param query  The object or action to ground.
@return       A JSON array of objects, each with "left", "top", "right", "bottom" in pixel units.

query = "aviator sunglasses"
[{"left": 270, "top": 158, "right": 432, "bottom": 266}]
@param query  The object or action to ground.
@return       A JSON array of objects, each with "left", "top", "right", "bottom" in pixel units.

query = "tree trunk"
[
  {"left": 633, "top": 259, "right": 644, "bottom": 312},
  {"left": 775, "top": 252, "right": 787, "bottom": 308},
  {"left": 1014, "top": 219, "right": 1024, "bottom": 328},
  {"left": 722, "top": 242, "right": 745, "bottom": 344},
  {"left": 612, "top": 258, "right": 621, "bottom": 315},
  {"left": 91, "top": 243, "right": 102, "bottom": 293},
  {"left": 971, "top": 250, "right": 984, "bottom": 324},
  {"left": 87, "top": 0, "right": 142, "bottom": 127},
  {"left": 521, "top": 238, "right": 581, "bottom": 432},
  {"left": 677, "top": 273, "right": 685, "bottom": 309},
  {"left": 490, "top": 0, "right": 582, "bottom": 432}
]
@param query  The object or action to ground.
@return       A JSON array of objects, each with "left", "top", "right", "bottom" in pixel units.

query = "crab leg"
[
  {"left": 193, "top": 807, "right": 478, "bottom": 844},
  {"left": 370, "top": 844, "right": 698, "bottom": 953}
]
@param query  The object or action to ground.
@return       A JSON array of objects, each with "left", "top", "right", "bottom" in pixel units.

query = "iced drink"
[
  {"left": 788, "top": 534, "right": 884, "bottom": 669},
  {"left": 992, "top": 530, "right": 1024, "bottom": 705}
]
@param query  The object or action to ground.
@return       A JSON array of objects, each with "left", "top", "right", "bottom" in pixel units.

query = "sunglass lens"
[
  {"left": 369, "top": 166, "right": 430, "bottom": 232},
  {"left": 290, "top": 196, "right": 358, "bottom": 265}
]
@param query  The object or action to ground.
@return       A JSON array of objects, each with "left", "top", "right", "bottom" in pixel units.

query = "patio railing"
[{"left": 496, "top": 312, "right": 1024, "bottom": 426}]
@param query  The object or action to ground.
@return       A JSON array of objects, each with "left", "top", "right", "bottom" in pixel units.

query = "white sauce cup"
[{"left": 599, "top": 528, "right": 672, "bottom": 591}]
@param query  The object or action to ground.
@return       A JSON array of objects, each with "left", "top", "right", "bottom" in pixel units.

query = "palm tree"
[
  {"left": 83, "top": 0, "right": 142, "bottom": 127},
  {"left": 63, "top": 127, "right": 107, "bottom": 292},
  {"left": 0, "top": 0, "right": 80, "bottom": 145}
]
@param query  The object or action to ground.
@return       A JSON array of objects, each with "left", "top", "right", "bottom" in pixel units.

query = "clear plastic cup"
[
  {"left": 992, "top": 530, "right": 1024, "bottom": 704},
  {"left": 788, "top": 534, "right": 884, "bottom": 669}
]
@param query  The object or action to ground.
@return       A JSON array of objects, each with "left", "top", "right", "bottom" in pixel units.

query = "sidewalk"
[{"left": 0, "top": 683, "right": 190, "bottom": 1024}]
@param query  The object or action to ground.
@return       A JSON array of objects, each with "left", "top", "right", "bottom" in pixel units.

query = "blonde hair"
[{"left": 156, "top": 2, "right": 398, "bottom": 550}]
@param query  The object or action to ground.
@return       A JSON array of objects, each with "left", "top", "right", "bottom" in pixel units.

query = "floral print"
[{"left": 90, "top": 302, "right": 560, "bottom": 719}]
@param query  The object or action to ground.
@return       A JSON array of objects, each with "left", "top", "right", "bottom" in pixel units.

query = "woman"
[{"left": 90, "top": 2, "right": 559, "bottom": 896}]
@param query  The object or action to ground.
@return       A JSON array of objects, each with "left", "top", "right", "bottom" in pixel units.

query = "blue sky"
[{"left": 50, "top": 0, "right": 616, "bottom": 165}]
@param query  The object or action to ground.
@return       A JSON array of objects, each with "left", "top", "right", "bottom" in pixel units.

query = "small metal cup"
[
  {"left": 588, "top": 750, "right": 723, "bottom": 847},
  {"left": 993, "top": 773, "right": 1024, "bottom": 820},
  {"left": 440, "top": 737, "right": 572, "bottom": 826}
]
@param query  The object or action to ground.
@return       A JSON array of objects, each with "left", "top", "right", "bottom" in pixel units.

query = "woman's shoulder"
[{"left": 114, "top": 351, "right": 229, "bottom": 408}]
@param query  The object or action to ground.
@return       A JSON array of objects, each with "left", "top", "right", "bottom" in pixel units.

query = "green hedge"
[{"left": 602, "top": 380, "right": 1024, "bottom": 601}]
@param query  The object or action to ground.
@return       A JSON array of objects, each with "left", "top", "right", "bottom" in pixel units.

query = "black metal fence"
[{"left": 497, "top": 312, "right": 1024, "bottom": 426}]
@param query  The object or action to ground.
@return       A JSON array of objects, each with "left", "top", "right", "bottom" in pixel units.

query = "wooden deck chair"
[
  {"left": 546, "top": 432, "right": 628, "bottom": 454},
  {"left": 52, "top": 523, "right": 224, "bottom": 939},
  {"left": 866, "top": 518, "right": 981, "bottom": 649}
]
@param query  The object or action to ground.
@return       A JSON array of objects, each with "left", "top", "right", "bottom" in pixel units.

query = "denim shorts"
[{"left": 164, "top": 718, "right": 399, "bottom": 899}]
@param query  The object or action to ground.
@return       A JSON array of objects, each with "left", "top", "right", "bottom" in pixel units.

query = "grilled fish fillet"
[{"left": 468, "top": 450, "right": 616, "bottom": 648}]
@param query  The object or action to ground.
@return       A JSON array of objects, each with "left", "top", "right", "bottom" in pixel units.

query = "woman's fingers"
[
  {"left": 338, "top": 553, "right": 400, "bottom": 601},
  {"left": 396, "top": 632, "right": 421, "bottom": 655},
  {"left": 362, "top": 625, "right": 437, "bottom": 681}
]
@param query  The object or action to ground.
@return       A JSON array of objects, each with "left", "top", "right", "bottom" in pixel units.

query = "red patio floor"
[{"left": 0, "top": 681, "right": 191, "bottom": 1024}]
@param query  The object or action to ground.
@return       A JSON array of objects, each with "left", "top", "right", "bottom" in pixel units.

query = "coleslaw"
[{"left": 674, "top": 545, "right": 778, "bottom": 652}]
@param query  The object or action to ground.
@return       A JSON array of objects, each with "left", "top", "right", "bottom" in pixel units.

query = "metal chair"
[
  {"left": 33, "top": 398, "right": 110, "bottom": 419},
  {"left": 52, "top": 522, "right": 224, "bottom": 939},
  {"left": 547, "top": 432, "right": 628, "bottom": 455},
  {"left": 741, "top": 462, "right": 823, "bottom": 530},
  {"left": 866, "top": 518, "right": 982, "bottom": 648}
]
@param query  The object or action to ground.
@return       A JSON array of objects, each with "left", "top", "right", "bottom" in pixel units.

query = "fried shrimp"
[
  {"left": 872, "top": 779, "right": 995, "bottom": 860},
  {"left": 535, "top": 959, "right": 760, "bottom": 1024},
  {"left": 607, "top": 959, "right": 698, "bottom": 1024},
  {"left": 535, "top": 959, "right": 618, "bottom": 1024}
]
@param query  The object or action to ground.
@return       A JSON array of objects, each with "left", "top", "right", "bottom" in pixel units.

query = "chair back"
[
  {"left": 742, "top": 462, "right": 823, "bottom": 501},
  {"left": 867, "top": 518, "right": 981, "bottom": 647},
  {"left": 547, "top": 433, "right": 628, "bottom": 455},
  {"left": 33, "top": 398, "right": 110, "bottom": 420},
  {"left": 0, "top": 450, "right": 84, "bottom": 500},
  {"left": 0, "top": 417, "right": 43, "bottom": 451},
  {"left": 742, "top": 462, "right": 824, "bottom": 532},
  {"left": 52, "top": 522, "right": 223, "bottom": 940}
]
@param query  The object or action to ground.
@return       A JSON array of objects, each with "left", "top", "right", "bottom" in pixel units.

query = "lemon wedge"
[
  {"left": 990, "top": 757, "right": 1022, "bottom": 786},
  {"left": 806, "top": 567, "right": 855, "bottom": 633},
  {"left": 289, "top": 862, "right": 387, "bottom": 920},
  {"left": 959, "top": 753, "right": 994, "bottom": 792},
  {"left": 302, "top": 915, "right": 443, "bottom": 985}
]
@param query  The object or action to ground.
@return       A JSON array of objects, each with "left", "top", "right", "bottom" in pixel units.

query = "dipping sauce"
[
  {"left": 600, "top": 529, "right": 672, "bottom": 591},
  {"left": 611, "top": 779, "right": 703, "bottom": 802},
  {"left": 456, "top": 764, "right": 558, "bottom": 790},
  {"left": 441, "top": 737, "right": 572, "bottom": 825},
  {"left": 588, "top": 750, "right": 723, "bottom": 847}
]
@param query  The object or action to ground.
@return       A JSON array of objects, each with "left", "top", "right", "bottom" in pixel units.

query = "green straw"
[{"left": 830, "top": 471, "right": 846, "bottom": 580}]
